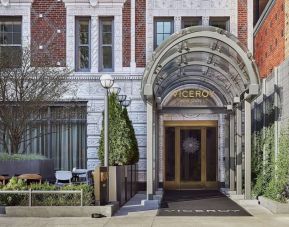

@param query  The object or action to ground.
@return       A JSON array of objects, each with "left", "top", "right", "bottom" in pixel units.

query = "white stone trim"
[
  {"left": 146, "top": 0, "right": 238, "bottom": 63},
  {"left": 174, "top": 16, "right": 181, "bottom": 33},
  {"left": 0, "top": 3, "right": 31, "bottom": 48},
  {"left": 65, "top": 5, "right": 123, "bottom": 72},
  {"left": 63, "top": 0, "right": 127, "bottom": 7},
  {"left": 91, "top": 16, "right": 99, "bottom": 72}
]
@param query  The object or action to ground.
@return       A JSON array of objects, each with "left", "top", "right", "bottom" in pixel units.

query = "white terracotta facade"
[{"left": 0, "top": 0, "right": 254, "bottom": 186}]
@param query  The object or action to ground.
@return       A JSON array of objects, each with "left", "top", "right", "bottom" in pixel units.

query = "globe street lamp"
[
  {"left": 121, "top": 98, "right": 131, "bottom": 108},
  {"left": 109, "top": 83, "right": 121, "bottom": 95},
  {"left": 117, "top": 94, "right": 127, "bottom": 103},
  {"left": 100, "top": 74, "right": 114, "bottom": 167}
]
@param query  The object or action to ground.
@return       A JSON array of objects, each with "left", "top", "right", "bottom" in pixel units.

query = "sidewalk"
[{"left": 1, "top": 193, "right": 289, "bottom": 227}]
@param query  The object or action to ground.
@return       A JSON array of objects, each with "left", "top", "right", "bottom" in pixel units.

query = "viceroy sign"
[{"left": 173, "top": 89, "right": 214, "bottom": 98}]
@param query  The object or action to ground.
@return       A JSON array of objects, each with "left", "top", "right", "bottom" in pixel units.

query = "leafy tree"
[{"left": 98, "top": 94, "right": 139, "bottom": 165}]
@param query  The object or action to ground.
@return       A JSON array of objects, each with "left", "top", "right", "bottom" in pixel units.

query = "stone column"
[
  {"left": 202, "top": 16, "right": 210, "bottom": 26},
  {"left": 154, "top": 110, "right": 159, "bottom": 192},
  {"left": 229, "top": 113, "right": 235, "bottom": 191},
  {"left": 244, "top": 100, "right": 251, "bottom": 199},
  {"left": 174, "top": 16, "right": 182, "bottom": 32},
  {"left": 91, "top": 16, "right": 98, "bottom": 72},
  {"left": 224, "top": 115, "right": 230, "bottom": 188},
  {"left": 146, "top": 101, "right": 154, "bottom": 200},
  {"left": 236, "top": 105, "right": 242, "bottom": 195}
]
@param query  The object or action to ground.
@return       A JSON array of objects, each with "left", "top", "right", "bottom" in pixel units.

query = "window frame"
[
  {"left": 75, "top": 17, "right": 91, "bottom": 72},
  {"left": 0, "top": 16, "right": 22, "bottom": 67},
  {"left": 181, "top": 17, "right": 202, "bottom": 29},
  {"left": 99, "top": 17, "right": 114, "bottom": 72},
  {"left": 209, "top": 17, "right": 230, "bottom": 31},
  {"left": 154, "top": 17, "right": 174, "bottom": 50},
  {"left": 0, "top": 16, "right": 22, "bottom": 47}
]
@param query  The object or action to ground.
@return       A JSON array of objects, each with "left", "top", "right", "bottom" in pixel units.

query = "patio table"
[
  {"left": 17, "top": 174, "right": 42, "bottom": 184},
  {"left": 0, "top": 175, "right": 9, "bottom": 185}
]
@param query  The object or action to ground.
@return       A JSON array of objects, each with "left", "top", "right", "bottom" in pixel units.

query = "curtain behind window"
[{"left": 1, "top": 104, "right": 87, "bottom": 171}]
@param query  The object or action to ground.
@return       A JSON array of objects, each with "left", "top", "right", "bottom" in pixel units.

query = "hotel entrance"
[
  {"left": 164, "top": 121, "right": 218, "bottom": 190},
  {"left": 141, "top": 27, "right": 260, "bottom": 200}
]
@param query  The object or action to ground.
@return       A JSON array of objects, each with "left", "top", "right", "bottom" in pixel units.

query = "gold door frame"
[{"left": 163, "top": 121, "right": 218, "bottom": 190}]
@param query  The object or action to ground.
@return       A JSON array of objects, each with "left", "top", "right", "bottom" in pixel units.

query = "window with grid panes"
[
  {"left": 154, "top": 18, "right": 174, "bottom": 49},
  {"left": 0, "top": 17, "right": 22, "bottom": 67},
  {"left": 75, "top": 17, "right": 90, "bottom": 71},
  {"left": 99, "top": 18, "right": 114, "bottom": 71}
]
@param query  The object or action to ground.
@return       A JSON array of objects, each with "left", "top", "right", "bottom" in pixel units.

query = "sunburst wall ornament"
[
  {"left": 90, "top": 0, "right": 98, "bottom": 7},
  {"left": 182, "top": 137, "right": 200, "bottom": 154},
  {"left": 1, "top": 0, "right": 9, "bottom": 7}
]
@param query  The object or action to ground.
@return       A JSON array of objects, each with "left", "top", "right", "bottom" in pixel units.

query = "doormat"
[{"left": 157, "top": 190, "right": 251, "bottom": 216}]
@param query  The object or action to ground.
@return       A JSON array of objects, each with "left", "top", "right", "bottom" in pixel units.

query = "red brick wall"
[
  {"left": 254, "top": 0, "right": 285, "bottom": 78},
  {"left": 135, "top": 0, "right": 146, "bottom": 67},
  {"left": 123, "top": 0, "right": 131, "bottom": 67},
  {"left": 238, "top": 0, "right": 248, "bottom": 47},
  {"left": 31, "top": 0, "right": 66, "bottom": 67}
]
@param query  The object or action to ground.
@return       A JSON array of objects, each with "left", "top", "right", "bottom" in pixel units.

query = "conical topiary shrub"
[
  {"left": 98, "top": 94, "right": 139, "bottom": 166},
  {"left": 122, "top": 107, "right": 139, "bottom": 164}
]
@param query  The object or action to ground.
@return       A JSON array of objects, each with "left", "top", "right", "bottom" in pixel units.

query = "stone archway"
[{"left": 141, "top": 26, "right": 260, "bottom": 200}]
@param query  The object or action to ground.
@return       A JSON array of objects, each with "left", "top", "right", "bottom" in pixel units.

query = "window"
[
  {"left": 182, "top": 17, "right": 202, "bottom": 29},
  {"left": 154, "top": 18, "right": 174, "bottom": 49},
  {"left": 75, "top": 17, "right": 90, "bottom": 72},
  {"left": 209, "top": 17, "right": 230, "bottom": 31},
  {"left": 99, "top": 18, "right": 114, "bottom": 71},
  {"left": 0, "top": 17, "right": 22, "bottom": 66},
  {"left": 0, "top": 104, "right": 87, "bottom": 170}
]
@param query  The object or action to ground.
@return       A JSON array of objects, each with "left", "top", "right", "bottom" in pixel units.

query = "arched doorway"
[{"left": 141, "top": 26, "right": 260, "bottom": 200}]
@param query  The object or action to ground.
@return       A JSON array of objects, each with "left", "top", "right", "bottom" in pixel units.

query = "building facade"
[{"left": 0, "top": 0, "right": 262, "bottom": 199}]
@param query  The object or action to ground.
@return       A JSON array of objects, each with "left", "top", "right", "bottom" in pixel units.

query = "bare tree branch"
[{"left": 0, "top": 47, "right": 73, "bottom": 154}]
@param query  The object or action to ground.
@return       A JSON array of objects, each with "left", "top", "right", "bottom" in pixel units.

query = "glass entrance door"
[
  {"left": 164, "top": 121, "right": 218, "bottom": 190},
  {"left": 180, "top": 128, "right": 202, "bottom": 187}
]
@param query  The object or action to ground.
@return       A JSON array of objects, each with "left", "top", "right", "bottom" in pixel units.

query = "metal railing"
[{"left": 0, "top": 189, "right": 83, "bottom": 206}]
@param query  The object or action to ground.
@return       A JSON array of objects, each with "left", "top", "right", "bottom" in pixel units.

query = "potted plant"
[{"left": 98, "top": 94, "right": 139, "bottom": 205}]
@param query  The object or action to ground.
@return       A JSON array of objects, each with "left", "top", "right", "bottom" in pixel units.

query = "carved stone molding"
[
  {"left": 1, "top": 0, "right": 9, "bottom": 6},
  {"left": 63, "top": 0, "right": 127, "bottom": 7}
]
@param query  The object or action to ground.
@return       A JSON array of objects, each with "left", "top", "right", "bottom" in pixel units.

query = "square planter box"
[
  {"left": 108, "top": 165, "right": 137, "bottom": 206},
  {"left": 258, "top": 196, "right": 289, "bottom": 214}
]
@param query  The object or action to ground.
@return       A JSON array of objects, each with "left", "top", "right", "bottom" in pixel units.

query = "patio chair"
[
  {"left": 72, "top": 168, "right": 89, "bottom": 184},
  {"left": 55, "top": 171, "right": 72, "bottom": 186}
]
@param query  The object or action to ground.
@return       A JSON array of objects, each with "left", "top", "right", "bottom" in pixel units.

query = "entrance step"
[
  {"left": 228, "top": 190, "right": 237, "bottom": 195},
  {"left": 237, "top": 199, "right": 259, "bottom": 206},
  {"left": 229, "top": 194, "right": 245, "bottom": 200}
]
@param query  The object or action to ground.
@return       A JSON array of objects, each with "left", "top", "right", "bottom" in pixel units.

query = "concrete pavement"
[{"left": 1, "top": 194, "right": 289, "bottom": 227}]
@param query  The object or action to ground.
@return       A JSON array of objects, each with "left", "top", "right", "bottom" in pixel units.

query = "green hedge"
[
  {"left": 252, "top": 124, "right": 289, "bottom": 202},
  {"left": 0, "top": 177, "right": 94, "bottom": 206},
  {"left": 0, "top": 153, "right": 47, "bottom": 161}
]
